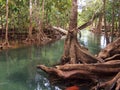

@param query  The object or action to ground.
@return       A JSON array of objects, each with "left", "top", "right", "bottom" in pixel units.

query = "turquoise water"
[
  {"left": 80, "top": 30, "right": 106, "bottom": 54},
  {"left": 0, "top": 40, "right": 64, "bottom": 90},
  {"left": 0, "top": 30, "right": 107, "bottom": 90}
]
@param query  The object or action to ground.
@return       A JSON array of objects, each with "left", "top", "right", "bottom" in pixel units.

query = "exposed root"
[
  {"left": 91, "top": 72, "right": 120, "bottom": 90},
  {"left": 37, "top": 37, "right": 120, "bottom": 89},
  {"left": 23, "top": 37, "right": 35, "bottom": 44},
  {"left": 61, "top": 30, "right": 103, "bottom": 64},
  {"left": 98, "top": 38, "right": 120, "bottom": 59},
  {"left": 37, "top": 60, "right": 120, "bottom": 85},
  {"left": 0, "top": 41, "right": 10, "bottom": 50},
  {"left": 105, "top": 54, "right": 120, "bottom": 61}
]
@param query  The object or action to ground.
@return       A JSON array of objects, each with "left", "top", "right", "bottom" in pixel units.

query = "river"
[{"left": 0, "top": 30, "right": 107, "bottom": 90}]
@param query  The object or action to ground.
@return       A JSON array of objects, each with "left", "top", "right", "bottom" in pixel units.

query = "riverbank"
[
  {"left": 0, "top": 27, "right": 65, "bottom": 51},
  {"left": 0, "top": 37, "right": 62, "bottom": 51}
]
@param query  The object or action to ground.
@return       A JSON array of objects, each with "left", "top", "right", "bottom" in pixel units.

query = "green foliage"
[
  {"left": 43, "top": 0, "right": 71, "bottom": 28},
  {"left": 78, "top": 0, "right": 120, "bottom": 30},
  {"left": 78, "top": 0, "right": 103, "bottom": 25},
  {"left": 0, "top": 0, "right": 71, "bottom": 33},
  {"left": 0, "top": 0, "right": 119, "bottom": 35},
  {"left": 106, "top": 0, "right": 120, "bottom": 23}
]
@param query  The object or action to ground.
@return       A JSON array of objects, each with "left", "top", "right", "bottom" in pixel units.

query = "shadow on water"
[{"left": 0, "top": 30, "right": 109, "bottom": 90}]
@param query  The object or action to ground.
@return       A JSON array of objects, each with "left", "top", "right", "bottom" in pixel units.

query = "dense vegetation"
[{"left": 0, "top": 0, "right": 120, "bottom": 47}]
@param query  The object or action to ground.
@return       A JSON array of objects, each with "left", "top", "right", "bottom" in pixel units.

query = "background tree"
[
  {"left": 111, "top": 0, "right": 115, "bottom": 41},
  {"left": 78, "top": 0, "right": 102, "bottom": 26},
  {"left": 103, "top": 0, "right": 110, "bottom": 44},
  {"left": 3, "top": 0, "right": 9, "bottom": 47},
  {"left": 28, "top": 0, "right": 32, "bottom": 39},
  {"left": 118, "top": 0, "right": 120, "bottom": 36}
]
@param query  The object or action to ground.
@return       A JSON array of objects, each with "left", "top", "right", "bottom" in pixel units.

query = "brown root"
[
  {"left": 98, "top": 38, "right": 120, "bottom": 59},
  {"left": 91, "top": 72, "right": 120, "bottom": 90},
  {"left": 37, "top": 60, "right": 120, "bottom": 83},
  {"left": 105, "top": 54, "right": 120, "bottom": 61},
  {"left": 0, "top": 41, "right": 10, "bottom": 49}
]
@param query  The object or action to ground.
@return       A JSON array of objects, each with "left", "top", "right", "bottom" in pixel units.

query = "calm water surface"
[{"left": 0, "top": 30, "right": 107, "bottom": 90}]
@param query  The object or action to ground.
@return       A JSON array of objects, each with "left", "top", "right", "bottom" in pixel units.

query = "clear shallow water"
[
  {"left": 0, "top": 40, "right": 64, "bottom": 90},
  {"left": 0, "top": 30, "right": 107, "bottom": 90},
  {"left": 79, "top": 30, "right": 107, "bottom": 55}
]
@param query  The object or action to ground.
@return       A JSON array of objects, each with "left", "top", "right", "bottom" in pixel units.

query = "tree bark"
[
  {"left": 36, "top": 0, "right": 48, "bottom": 44},
  {"left": 29, "top": 0, "right": 33, "bottom": 38},
  {"left": 98, "top": 37, "right": 120, "bottom": 59},
  {"left": 96, "top": 13, "right": 103, "bottom": 33},
  {"left": 111, "top": 0, "right": 115, "bottom": 42},
  {"left": 61, "top": 0, "right": 78, "bottom": 64},
  {"left": 52, "top": 26, "right": 68, "bottom": 35},
  {"left": 118, "top": 0, "right": 120, "bottom": 37},
  {"left": 5, "top": 0, "right": 9, "bottom": 45},
  {"left": 103, "top": 0, "right": 109, "bottom": 44},
  {"left": 37, "top": 60, "right": 120, "bottom": 82},
  {"left": 69, "top": 0, "right": 78, "bottom": 31},
  {"left": 92, "top": 72, "right": 120, "bottom": 90}
]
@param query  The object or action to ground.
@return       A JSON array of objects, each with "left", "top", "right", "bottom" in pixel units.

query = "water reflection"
[
  {"left": 34, "top": 73, "right": 61, "bottom": 90},
  {"left": 0, "top": 40, "right": 64, "bottom": 90},
  {"left": 79, "top": 30, "right": 108, "bottom": 54},
  {"left": 101, "top": 35, "right": 107, "bottom": 48}
]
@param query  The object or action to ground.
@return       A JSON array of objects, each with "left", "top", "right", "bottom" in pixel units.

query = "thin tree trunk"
[
  {"left": 111, "top": 0, "right": 115, "bottom": 42},
  {"left": 17, "top": 0, "right": 20, "bottom": 33},
  {"left": 37, "top": 0, "right": 47, "bottom": 44},
  {"left": 95, "top": 19, "right": 97, "bottom": 27},
  {"left": 96, "top": 13, "right": 103, "bottom": 33},
  {"left": 103, "top": 0, "right": 109, "bottom": 44},
  {"left": 119, "top": 0, "right": 120, "bottom": 36},
  {"left": 116, "top": 21, "right": 118, "bottom": 31},
  {"left": 34, "top": 0, "right": 37, "bottom": 6},
  {"left": 1, "top": 17, "right": 4, "bottom": 41},
  {"left": 29, "top": 0, "right": 33, "bottom": 38},
  {"left": 5, "top": 0, "right": 9, "bottom": 43},
  {"left": 1, "top": 15, "right": 4, "bottom": 41},
  {"left": 42, "top": 0, "right": 45, "bottom": 28}
]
